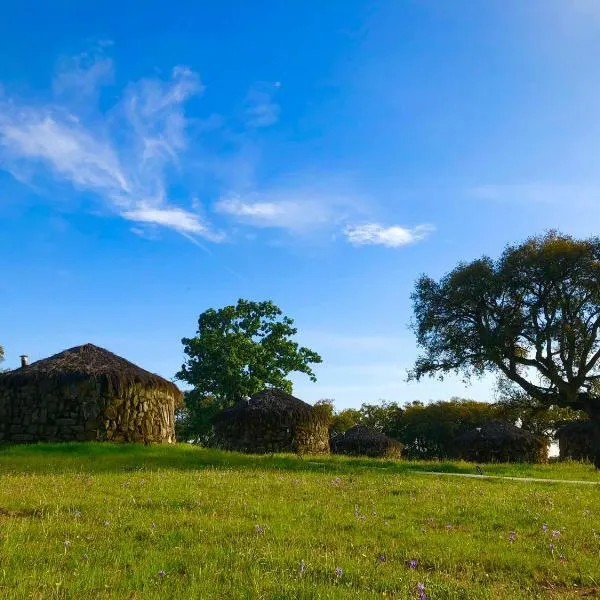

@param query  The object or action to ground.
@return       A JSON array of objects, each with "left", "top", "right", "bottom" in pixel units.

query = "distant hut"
[
  {"left": 331, "top": 424, "right": 403, "bottom": 458},
  {"left": 454, "top": 420, "right": 548, "bottom": 463},
  {"left": 212, "top": 389, "right": 330, "bottom": 454},
  {"left": 557, "top": 421, "right": 595, "bottom": 462},
  {"left": 0, "top": 344, "right": 182, "bottom": 444}
]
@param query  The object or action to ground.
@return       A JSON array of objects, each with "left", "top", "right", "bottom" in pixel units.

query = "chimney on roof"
[{"left": 20, "top": 355, "right": 29, "bottom": 368}]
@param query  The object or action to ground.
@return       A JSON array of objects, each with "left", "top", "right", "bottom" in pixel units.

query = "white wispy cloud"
[
  {"left": 0, "top": 49, "right": 221, "bottom": 241},
  {"left": 343, "top": 223, "right": 434, "bottom": 247},
  {"left": 243, "top": 81, "right": 281, "bottom": 129},
  {"left": 53, "top": 42, "right": 115, "bottom": 100},
  {"left": 215, "top": 189, "right": 353, "bottom": 232}
]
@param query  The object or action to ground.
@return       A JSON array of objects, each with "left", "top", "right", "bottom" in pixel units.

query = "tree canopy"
[
  {"left": 177, "top": 299, "right": 322, "bottom": 412},
  {"left": 397, "top": 398, "right": 498, "bottom": 459},
  {"left": 410, "top": 231, "right": 600, "bottom": 466}
]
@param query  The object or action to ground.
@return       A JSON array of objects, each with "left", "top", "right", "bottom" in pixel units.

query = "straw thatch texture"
[
  {"left": 330, "top": 424, "right": 403, "bottom": 458},
  {"left": 557, "top": 421, "right": 595, "bottom": 462},
  {"left": 212, "top": 389, "right": 330, "bottom": 454},
  {"left": 0, "top": 344, "right": 182, "bottom": 444},
  {"left": 454, "top": 420, "right": 548, "bottom": 463}
]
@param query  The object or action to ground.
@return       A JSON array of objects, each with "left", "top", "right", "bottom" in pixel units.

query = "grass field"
[{"left": 0, "top": 444, "right": 599, "bottom": 599}]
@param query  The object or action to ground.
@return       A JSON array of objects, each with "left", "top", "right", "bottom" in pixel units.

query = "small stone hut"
[
  {"left": 0, "top": 344, "right": 182, "bottom": 443},
  {"left": 454, "top": 420, "right": 548, "bottom": 463},
  {"left": 212, "top": 389, "right": 330, "bottom": 454},
  {"left": 331, "top": 424, "right": 403, "bottom": 458},
  {"left": 557, "top": 421, "right": 595, "bottom": 462}
]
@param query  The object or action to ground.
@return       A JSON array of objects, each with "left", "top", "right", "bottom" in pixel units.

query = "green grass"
[{"left": 0, "top": 444, "right": 599, "bottom": 599}]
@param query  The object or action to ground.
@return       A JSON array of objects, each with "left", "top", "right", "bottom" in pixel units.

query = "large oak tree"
[
  {"left": 177, "top": 299, "right": 322, "bottom": 423},
  {"left": 409, "top": 232, "right": 600, "bottom": 467}
]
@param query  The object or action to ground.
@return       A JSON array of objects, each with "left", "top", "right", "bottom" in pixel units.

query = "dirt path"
[
  {"left": 414, "top": 470, "right": 600, "bottom": 485},
  {"left": 305, "top": 462, "right": 600, "bottom": 485}
]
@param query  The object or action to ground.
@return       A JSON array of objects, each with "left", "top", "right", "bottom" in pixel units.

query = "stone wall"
[
  {"left": 213, "top": 417, "right": 330, "bottom": 454},
  {"left": 0, "top": 378, "right": 176, "bottom": 443}
]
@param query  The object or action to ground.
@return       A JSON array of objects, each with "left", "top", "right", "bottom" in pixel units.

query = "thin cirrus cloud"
[
  {"left": 343, "top": 223, "right": 434, "bottom": 248},
  {"left": 242, "top": 81, "right": 281, "bottom": 129},
  {"left": 216, "top": 190, "right": 434, "bottom": 248},
  {"left": 215, "top": 193, "right": 341, "bottom": 232},
  {"left": 0, "top": 48, "right": 222, "bottom": 241},
  {"left": 0, "top": 47, "right": 433, "bottom": 250}
]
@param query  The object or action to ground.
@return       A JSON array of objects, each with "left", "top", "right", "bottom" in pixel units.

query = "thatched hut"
[
  {"left": 557, "top": 421, "right": 595, "bottom": 462},
  {"left": 212, "top": 389, "right": 330, "bottom": 454},
  {"left": 454, "top": 420, "right": 548, "bottom": 463},
  {"left": 331, "top": 424, "right": 403, "bottom": 458},
  {"left": 0, "top": 344, "right": 182, "bottom": 443}
]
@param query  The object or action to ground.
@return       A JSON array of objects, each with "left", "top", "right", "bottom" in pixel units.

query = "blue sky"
[{"left": 2, "top": 1, "right": 600, "bottom": 409}]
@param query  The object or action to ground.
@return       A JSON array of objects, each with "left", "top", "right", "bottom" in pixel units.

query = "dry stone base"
[
  {"left": 0, "top": 379, "right": 176, "bottom": 444},
  {"left": 213, "top": 421, "right": 330, "bottom": 455}
]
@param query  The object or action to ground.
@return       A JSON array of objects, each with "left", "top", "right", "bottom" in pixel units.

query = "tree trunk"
[{"left": 593, "top": 418, "right": 600, "bottom": 470}]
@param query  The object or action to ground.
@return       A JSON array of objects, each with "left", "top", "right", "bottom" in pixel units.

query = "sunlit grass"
[{"left": 0, "top": 443, "right": 598, "bottom": 599}]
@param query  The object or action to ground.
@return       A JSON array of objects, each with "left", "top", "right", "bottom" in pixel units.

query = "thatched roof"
[
  {"left": 455, "top": 420, "right": 548, "bottom": 463},
  {"left": 214, "top": 388, "right": 329, "bottom": 425},
  {"left": 456, "top": 420, "right": 539, "bottom": 445},
  {"left": 0, "top": 343, "right": 181, "bottom": 399},
  {"left": 556, "top": 420, "right": 594, "bottom": 438},
  {"left": 331, "top": 424, "right": 403, "bottom": 458}
]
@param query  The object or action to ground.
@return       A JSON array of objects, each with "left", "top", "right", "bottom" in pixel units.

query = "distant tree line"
[
  {"left": 176, "top": 229, "right": 600, "bottom": 467},
  {"left": 314, "top": 396, "right": 585, "bottom": 460}
]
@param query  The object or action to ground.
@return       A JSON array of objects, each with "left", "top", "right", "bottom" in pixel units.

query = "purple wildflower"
[
  {"left": 445, "top": 524, "right": 453, "bottom": 530},
  {"left": 377, "top": 554, "right": 386, "bottom": 563},
  {"left": 63, "top": 540, "right": 71, "bottom": 548},
  {"left": 508, "top": 531, "right": 517, "bottom": 543},
  {"left": 335, "top": 566, "right": 343, "bottom": 579},
  {"left": 550, "top": 543, "right": 555, "bottom": 551},
  {"left": 409, "top": 559, "right": 418, "bottom": 569},
  {"left": 158, "top": 570, "right": 166, "bottom": 579},
  {"left": 552, "top": 530, "right": 561, "bottom": 538},
  {"left": 416, "top": 582, "right": 429, "bottom": 600},
  {"left": 542, "top": 523, "right": 548, "bottom": 532},
  {"left": 255, "top": 525, "right": 266, "bottom": 534}
]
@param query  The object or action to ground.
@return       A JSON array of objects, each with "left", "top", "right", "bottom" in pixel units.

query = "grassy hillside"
[{"left": 0, "top": 444, "right": 598, "bottom": 599}]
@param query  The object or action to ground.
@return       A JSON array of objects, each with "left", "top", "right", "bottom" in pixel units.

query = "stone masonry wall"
[
  {"left": 0, "top": 379, "right": 176, "bottom": 443},
  {"left": 213, "top": 418, "right": 330, "bottom": 454}
]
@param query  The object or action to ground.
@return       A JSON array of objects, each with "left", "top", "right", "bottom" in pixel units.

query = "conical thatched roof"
[
  {"left": 556, "top": 420, "right": 595, "bottom": 462},
  {"left": 455, "top": 420, "right": 548, "bottom": 463},
  {"left": 0, "top": 343, "right": 181, "bottom": 399},
  {"left": 244, "top": 388, "right": 314, "bottom": 416},
  {"left": 331, "top": 424, "right": 404, "bottom": 458}
]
